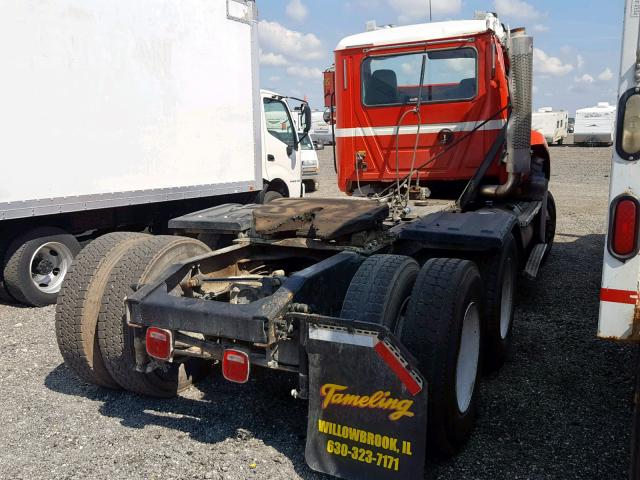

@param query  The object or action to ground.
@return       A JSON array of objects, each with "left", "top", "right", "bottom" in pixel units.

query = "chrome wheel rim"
[
  {"left": 455, "top": 302, "right": 481, "bottom": 414},
  {"left": 29, "top": 242, "right": 73, "bottom": 294}
]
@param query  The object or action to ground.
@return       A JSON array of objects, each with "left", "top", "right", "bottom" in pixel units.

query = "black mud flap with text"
[{"left": 304, "top": 319, "right": 428, "bottom": 480}]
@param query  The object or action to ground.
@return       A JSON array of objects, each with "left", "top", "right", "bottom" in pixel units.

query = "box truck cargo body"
[
  {"left": 0, "top": 0, "right": 303, "bottom": 306},
  {"left": 574, "top": 102, "right": 616, "bottom": 145}
]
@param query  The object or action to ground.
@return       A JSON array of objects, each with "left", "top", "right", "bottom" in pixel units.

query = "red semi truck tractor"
[{"left": 56, "top": 10, "right": 555, "bottom": 480}]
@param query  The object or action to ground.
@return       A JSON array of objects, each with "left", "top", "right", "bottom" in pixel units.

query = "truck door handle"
[{"left": 267, "top": 154, "right": 275, "bottom": 162}]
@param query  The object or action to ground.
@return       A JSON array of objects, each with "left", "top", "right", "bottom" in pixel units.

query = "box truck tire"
[
  {"left": 400, "top": 258, "right": 483, "bottom": 457},
  {"left": 97, "top": 236, "right": 210, "bottom": 397},
  {"left": 3, "top": 227, "right": 81, "bottom": 307},
  {"left": 340, "top": 254, "right": 419, "bottom": 332},
  {"left": 479, "top": 234, "right": 517, "bottom": 372},
  {"left": 55, "top": 232, "right": 150, "bottom": 389},
  {"left": 263, "top": 191, "right": 284, "bottom": 203}
]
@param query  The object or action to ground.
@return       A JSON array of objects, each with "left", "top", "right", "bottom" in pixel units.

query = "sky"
[{"left": 257, "top": 0, "right": 624, "bottom": 115}]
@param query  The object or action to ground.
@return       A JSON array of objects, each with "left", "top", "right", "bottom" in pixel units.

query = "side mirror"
[{"left": 302, "top": 103, "right": 312, "bottom": 133}]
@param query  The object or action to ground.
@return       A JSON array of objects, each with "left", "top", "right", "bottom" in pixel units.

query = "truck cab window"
[
  {"left": 264, "top": 98, "right": 296, "bottom": 147},
  {"left": 362, "top": 47, "right": 477, "bottom": 106}
]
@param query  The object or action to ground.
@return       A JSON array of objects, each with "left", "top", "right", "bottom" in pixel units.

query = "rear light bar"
[
  {"left": 145, "top": 327, "right": 173, "bottom": 361},
  {"left": 608, "top": 194, "right": 640, "bottom": 261},
  {"left": 222, "top": 349, "right": 250, "bottom": 384}
]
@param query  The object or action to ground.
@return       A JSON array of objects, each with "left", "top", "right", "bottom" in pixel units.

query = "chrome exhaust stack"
[{"left": 482, "top": 29, "right": 534, "bottom": 197}]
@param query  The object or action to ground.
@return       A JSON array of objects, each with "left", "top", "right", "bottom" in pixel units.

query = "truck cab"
[
  {"left": 328, "top": 13, "right": 549, "bottom": 198},
  {"left": 260, "top": 89, "right": 304, "bottom": 200}
]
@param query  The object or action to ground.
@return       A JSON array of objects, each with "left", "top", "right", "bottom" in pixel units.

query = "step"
[{"left": 524, "top": 243, "right": 548, "bottom": 279}]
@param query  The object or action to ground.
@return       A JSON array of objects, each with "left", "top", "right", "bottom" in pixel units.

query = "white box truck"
[
  {"left": 0, "top": 0, "right": 305, "bottom": 306},
  {"left": 574, "top": 102, "right": 617, "bottom": 145},
  {"left": 531, "top": 107, "right": 569, "bottom": 145}
]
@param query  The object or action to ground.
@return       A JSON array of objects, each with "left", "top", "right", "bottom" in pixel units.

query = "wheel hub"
[
  {"left": 29, "top": 241, "right": 73, "bottom": 294},
  {"left": 33, "top": 257, "right": 55, "bottom": 275}
]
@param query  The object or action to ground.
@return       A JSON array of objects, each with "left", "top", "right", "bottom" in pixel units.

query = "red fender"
[{"left": 530, "top": 129, "right": 551, "bottom": 178}]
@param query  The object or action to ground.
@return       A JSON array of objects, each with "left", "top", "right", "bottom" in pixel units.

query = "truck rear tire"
[
  {"left": 542, "top": 191, "right": 556, "bottom": 262},
  {"left": 479, "top": 234, "right": 517, "bottom": 372},
  {"left": 341, "top": 254, "right": 419, "bottom": 332},
  {"left": 97, "top": 236, "right": 210, "bottom": 397},
  {"left": 3, "top": 227, "right": 81, "bottom": 306},
  {"left": 400, "top": 258, "right": 483, "bottom": 457},
  {"left": 55, "top": 232, "right": 150, "bottom": 389}
]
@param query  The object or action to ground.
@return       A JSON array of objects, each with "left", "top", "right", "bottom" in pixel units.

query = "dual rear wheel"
[
  {"left": 55, "top": 234, "right": 211, "bottom": 397},
  {"left": 341, "top": 245, "right": 517, "bottom": 456}
]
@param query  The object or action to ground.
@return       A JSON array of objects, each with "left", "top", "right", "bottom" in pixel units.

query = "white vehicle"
[
  {"left": 299, "top": 133, "right": 320, "bottom": 192},
  {"left": 598, "top": 0, "right": 640, "bottom": 475},
  {"left": 0, "top": 0, "right": 306, "bottom": 306},
  {"left": 311, "top": 111, "right": 334, "bottom": 145},
  {"left": 531, "top": 108, "right": 569, "bottom": 145},
  {"left": 574, "top": 102, "right": 617, "bottom": 145}
]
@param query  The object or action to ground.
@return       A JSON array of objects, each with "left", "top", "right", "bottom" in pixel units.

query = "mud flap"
[{"left": 304, "top": 319, "right": 428, "bottom": 480}]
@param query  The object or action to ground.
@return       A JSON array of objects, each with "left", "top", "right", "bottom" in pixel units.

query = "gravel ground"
[{"left": 0, "top": 141, "right": 635, "bottom": 479}]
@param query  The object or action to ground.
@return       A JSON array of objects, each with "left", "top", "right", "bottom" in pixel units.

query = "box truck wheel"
[
  {"left": 340, "top": 254, "right": 419, "bottom": 332},
  {"left": 479, "top": 234, "right": 517, "bottom": 372},
  {"left": 97, "top": 235, "right": 210, "bottom": 397},
  {"left": 400, "top": 258, "right": 483, "bottom": 457},
  {"left": 263, "top": 190, "right": 284, "bottom": 203},
  {"left": 3, "top": 227, "right": 81, "bottom": 307},
  {"left": 55, "top": 232, "right": 150, "bottom": 389}
]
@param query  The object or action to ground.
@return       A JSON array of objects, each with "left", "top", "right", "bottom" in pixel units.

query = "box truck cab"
[{"left": 261, "top": 89, "right": 305, "bottom": 202}]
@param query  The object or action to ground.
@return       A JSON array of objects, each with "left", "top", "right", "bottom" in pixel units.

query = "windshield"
[
  {"left": 300, "top": 133, "right": 314, "bottom": 150},
  {"left": 361, "top": 47, "right": 477, "bottom": 106}
]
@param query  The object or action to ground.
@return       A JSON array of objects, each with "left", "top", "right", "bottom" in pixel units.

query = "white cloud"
[
  {"left": 269, "top": 76, "right": 281, "bottom": 83},
  {"left": 598, "top": 67, "right": 614, "bottom": 82},
  {"left": 258, "top": 21, "right": 324, "bottom": 61},
  {"left": 286, "top": 65, "right": 323, "bottom": 79},
  {"left": 532, "top": 85, "right": 539, "bottom": 94},
  {"left": 576, "top": 54, "right": 585, "bottom": 69},
  {"left": 494, "top": 0, "right": 543, "bottom": 20},
  {"left": 533, "top": 24, "right": 549, "bottom": 32},
  {"left": 286, "top": 0, "right": 308, "bottom": 22},
  {"left": 574, "top": 73, "right": 594, "bottom": 84},
  {"left": 387, "top": 0, "right": 462, "bottom": 23},
  {"left": 260, "top": 51, "right": 289, "bottom": 67},
  {"left": 560, "top": 45, "right": 573, "bottom": 56},
  {"left": 534, "top": 48, "right": 573, "bottom": 76}
]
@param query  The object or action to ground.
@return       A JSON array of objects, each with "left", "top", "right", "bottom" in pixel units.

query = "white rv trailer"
[
  {"left": 0, "top": 0, "right": 305, "bottom": 306},
  {"left": 531, "top": 108, "right": 569, "bottom": 145},
  {"left": 574, "top": 102, "right": 617, "bottom": 145}
]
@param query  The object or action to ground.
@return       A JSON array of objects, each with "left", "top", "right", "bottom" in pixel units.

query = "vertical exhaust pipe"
[{"left": 482, "top": 29, "right": 534, "bottom": 197}]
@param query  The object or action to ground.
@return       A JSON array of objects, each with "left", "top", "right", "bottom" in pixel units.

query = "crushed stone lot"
[{"left": 0, "top": 143, "right": 635, "bottom": 479}]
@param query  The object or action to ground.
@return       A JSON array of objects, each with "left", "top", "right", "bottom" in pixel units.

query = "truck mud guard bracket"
[{"left": 296, "top": 314, "right": 428, "bottom": 480}]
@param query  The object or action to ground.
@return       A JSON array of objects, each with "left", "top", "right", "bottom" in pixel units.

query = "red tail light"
[
  {"left": 222, "top": 349, "right": 250, "bottom": 384},
  {"left": 145, "top": 327, "right": 173, "bottom": 361},
  {"left": 610, "top": 196, "right": 640, "bottom": 259}
]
